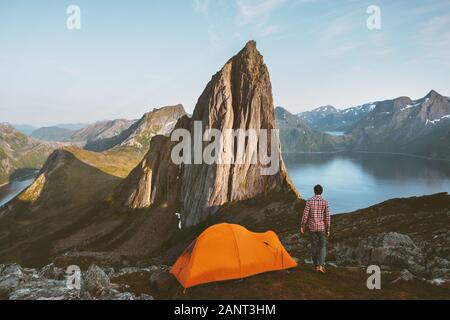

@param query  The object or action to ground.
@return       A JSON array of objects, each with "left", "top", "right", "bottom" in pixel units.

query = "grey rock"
[
  {"left": 84, "top": 264, "right": 111, "bottom": 297},
  {"left": 356, "top": 232, "right": 426, "bottom": 275},
  {"left": 103, "top": 267, "right": 116, "bottom": 278},
  {"left": 1, "top": 264, "right": 23, "bottom": 278},
  {"left": 8, "top": 279, "right": 80, "bottom": 300},
  {"left": 392, "top": 269, "right": 415, "bottom": 284},
  {"left": 0, "top": 275, "right": 21, "bottom": 298},
  {"left": 136, "top": 294, "right": 155, "bottom": 300},
  {"left": 428, "top": 278, "right": 448, "bottom": 286},
  {"left": 109, "top": 291, "right": 135, "bottom": 300},
  {"left": 114, "top": 267, "right": 151, "bottom": 278},
  {"left": 327, "top": 262, "right": 338, "bottom": 268},
  {"left": 149, "top": 271, "right": 176, "bottom": 291},
  {"left": 39, "top": 263, "right": 66, "bottom": 280},
  {"left": 0, "top": 264, "right": 24, "bottom": 298}
]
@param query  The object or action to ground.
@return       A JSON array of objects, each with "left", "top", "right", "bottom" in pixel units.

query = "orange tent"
[{"left": 170, "top": 223, "right": 298, "bottom": 288}]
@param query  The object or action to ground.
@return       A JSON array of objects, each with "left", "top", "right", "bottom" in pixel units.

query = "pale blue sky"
[{"left": 0, "top": 0, "right": 449, "bottom": 126}]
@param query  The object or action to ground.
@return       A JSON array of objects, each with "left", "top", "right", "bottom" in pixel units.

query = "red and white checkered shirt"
[{"left": 301, "top": 195, "right": 331, "bottom": 233}]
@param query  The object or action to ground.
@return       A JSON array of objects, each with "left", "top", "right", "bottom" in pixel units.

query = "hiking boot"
[{"left": 318, "top": 266, "right": 326, "bottom": 274}]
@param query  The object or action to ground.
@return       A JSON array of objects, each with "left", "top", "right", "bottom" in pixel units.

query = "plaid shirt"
[{"left": 301, "top": 195, "right": 331, "bottom": 233}]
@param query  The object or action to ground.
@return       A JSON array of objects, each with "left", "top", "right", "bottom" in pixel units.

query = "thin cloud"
[
  {"left": 415, "top": 14, "right": 450, "bottom": 63},
  {"left": 236, "top": 0, "right": 285, "bottom": 24},
  {"left": 259, "top": 24, "right": 282, "bottom": 36},
  {"left": 194, "top": 0, "right": 210, "bottom": 15}
]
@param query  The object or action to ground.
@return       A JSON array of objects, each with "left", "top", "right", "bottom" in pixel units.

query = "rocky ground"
[
  {"left": 281, "top": 193, "right": 450, "bottom": 286},
  {"left": 1, "top": 258, "right": 448, "bottom": 300},
  {"left": 0, "top": 262, "right": 156, "bottom": 300},
  {"left": 3, "top": 193, "right": 447, "bottom": 300}
]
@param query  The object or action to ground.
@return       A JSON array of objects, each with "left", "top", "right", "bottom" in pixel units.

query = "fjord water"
[
  {"left": 1, "top": 153, "right": 449, "bottom": 214},
  {"left": 0, "top": 178, "right": 34, "bottom": 207},
  {"left": 284, "top": 153, "right": 450, "bottom": 213}
]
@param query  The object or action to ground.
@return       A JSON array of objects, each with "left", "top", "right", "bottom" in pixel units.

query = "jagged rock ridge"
[
  {"left": 117, "top": 41, "right": 299, "bottom": 228},
  {"left": 84, "top": 105, "right": 186, "bottom": 152}
]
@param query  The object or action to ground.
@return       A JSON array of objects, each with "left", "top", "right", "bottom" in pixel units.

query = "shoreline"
[{"left": 282, "top": 150, "right": 450, "bottom": 162}]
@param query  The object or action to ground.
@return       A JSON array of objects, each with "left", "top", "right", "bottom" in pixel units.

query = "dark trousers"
[{"left": 309, "top": 232, "right": 327, "bottom": 266}]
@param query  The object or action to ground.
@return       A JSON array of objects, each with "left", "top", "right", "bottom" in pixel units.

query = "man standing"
[{"left": 301, "top": 185, "right": 331, "bottom": 273}]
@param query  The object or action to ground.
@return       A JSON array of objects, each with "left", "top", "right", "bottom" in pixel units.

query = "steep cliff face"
[
  {"left": 180, "top": 41, "right": 297, "bottom": 227},
  {"left": 117, "top": 41, "right": 298, "bottom": 228}
]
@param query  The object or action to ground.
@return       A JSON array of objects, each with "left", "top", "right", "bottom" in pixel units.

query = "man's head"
[{"left": 314, "top": 184, "right": 323, "bottom": 195}]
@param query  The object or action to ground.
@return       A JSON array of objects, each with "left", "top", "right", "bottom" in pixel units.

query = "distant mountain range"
[
  {"left": 30, "top": 127, "right": 75, "bottom": 142},
  {"left": 349, "top": 90, "right": 450, "bottom": 159},
  {"left": 12, "top": 124, "right": 37, "bottom": 136},
  {"left": 20, "top": 106, "right": 186, "bottom": 155},
  {"left": 1, "top": 106, "right": 187, "bottom": 185},
  {"left": 275, "top": 107, "right": 351, "bottom": 153},
  {"left": 55, "top": 123, "right": 89, "bottom": 131},
  {"left": 299, "top": 103, "right": 376, "bottom": 132},
  {"left": 26, "top": 120, "right": 135, "bottom": 143},
  {"left": 279, "top": 90, "right": 450, "bottom": 160},
  {"left": 84, "top": 104, "right": 186, "bottom": 152},
  {"left": 0, "top": 124, "right": 63, "bottom": 185}
]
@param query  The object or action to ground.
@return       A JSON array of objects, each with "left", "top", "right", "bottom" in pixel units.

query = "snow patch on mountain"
[{"left": 426, "top": 115, "right": 450, "bottom": 125}]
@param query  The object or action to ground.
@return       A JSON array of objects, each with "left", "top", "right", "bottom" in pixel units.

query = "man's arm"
[
  {"left": 301, "top": 201, "right": 310, "bottom": 234},
  {"left": 325, "top": 202, "right": 331, "bottom": 236}
]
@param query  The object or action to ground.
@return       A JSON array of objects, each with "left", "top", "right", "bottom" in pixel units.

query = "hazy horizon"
[
  {"left": 1, "top": 0, "right": 449, "bottom": 126},
  {"left": 6, "top": 88, "right": 447, "bottom": 128}
]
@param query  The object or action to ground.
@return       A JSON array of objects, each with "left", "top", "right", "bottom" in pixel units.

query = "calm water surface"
[
  {"left": 0, "top": 178, "right": 35, "bottom": 207},
  {"left": 325, "top": 131, "right": 346, "bottom": 136},
  {"left": 1, "top": 154, "right": 449, "bottom": 214},
  {"left": 284, "top": 153, "right": 450, "bottom": 213}
]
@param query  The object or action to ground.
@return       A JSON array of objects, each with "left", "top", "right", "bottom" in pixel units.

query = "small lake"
[
  {"left": 284, "top": 153, "right": 450, "bottom": 214},
  {"left": 325, "top": 131, "right": 346, "bottom": 136},
  {"left": 0, "top": 178, "right": 35, "bottom": 207}
]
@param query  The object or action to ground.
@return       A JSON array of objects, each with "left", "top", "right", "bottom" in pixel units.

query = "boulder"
[
  {"left": 114, "top": 267, "right": 151, "bottom": 278},
  {"left": 109, "top": 291, "right": 135, "bottom": 300},
  {"left": 0, "top": 275, "right": 21, "bottom": 299},
  {"left": 8, "top": 279, "right": 80, "bottom": 300},
  {"left": 149, "top": 271, "right": 176, "bottom": 291},
  {"left": 0, "top": 264, "right": 24, "bottom": 298},
  {"left": 39, "top": 263, "right": 66, "bottom": 280},
  {"left": 1, "top": 264, "right": 23, "bottom": 278},
  {"left": 392, "top": 269, "right": 416, "bottom": 284},
  {"left": 426, "top": 256, "right": 450, "bottom": 279},
  {"left": 356, "top": 232, "right": 426, "bottom": 275},
  {"left": 84, "top": 264, "right": 111, "bottom": 297}
]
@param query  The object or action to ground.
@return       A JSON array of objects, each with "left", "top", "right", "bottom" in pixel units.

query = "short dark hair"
[{"left": 314, "top": 185, "right": 323, "bottom": 195}]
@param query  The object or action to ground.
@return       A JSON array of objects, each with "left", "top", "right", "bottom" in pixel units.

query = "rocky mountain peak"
[
  {"left": 0, "top": 123, "right": 16, "bottom": 134},
  {"left": 425, "top": 89, "right": 441, "bottom": 100},
  {"left": 116, "top": 41, "right": 299, "bottom": 229},
  {"left": 84, "top": 105, "right": 186, "bottom": 152}
]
